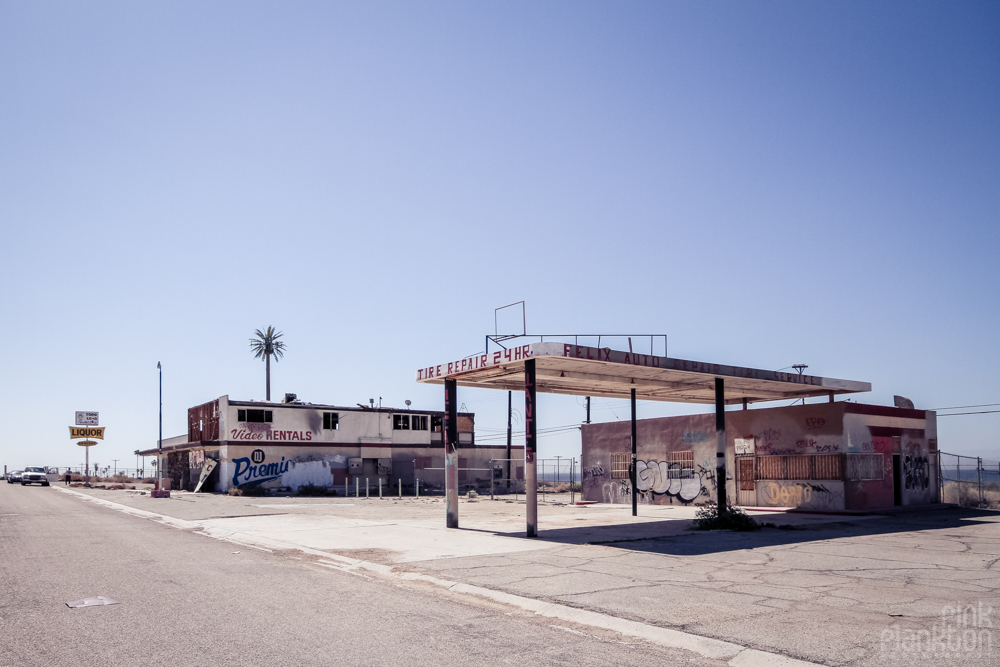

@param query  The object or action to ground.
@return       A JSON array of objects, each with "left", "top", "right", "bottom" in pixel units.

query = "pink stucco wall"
[{"left": 581, "top": 402, "right": 937, "bottom": 511}]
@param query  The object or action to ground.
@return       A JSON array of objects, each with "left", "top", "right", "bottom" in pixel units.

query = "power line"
[
  {"left": 475, "top": 424, "right": 581, "bottom": 442},
  {"left": 937, "top": 410, "right": 1000, "bottom": 416},
  {"left": 931, "top": 403, "right": 1000, "bottom": 411}
]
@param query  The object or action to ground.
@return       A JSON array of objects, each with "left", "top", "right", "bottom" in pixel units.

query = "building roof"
[
  {"left": 415, "top": 342, "right": 870, "bottom": 405},
  {"left": 227, "top": 399, "right": 470, "bottom": 416}
]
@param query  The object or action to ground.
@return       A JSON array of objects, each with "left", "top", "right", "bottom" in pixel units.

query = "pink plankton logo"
[{"left": 882, "top": 601, "right": 992, "bottom": 658}]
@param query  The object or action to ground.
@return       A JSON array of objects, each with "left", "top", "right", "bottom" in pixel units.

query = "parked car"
[
  {"left": 7, "top": 470, "right": 23, "bottom": 484},
  {"left": 21, "top": 467, "right": 50, "bottom": 486}
]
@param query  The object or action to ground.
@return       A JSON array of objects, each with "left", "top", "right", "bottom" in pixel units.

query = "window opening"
[{"left": 238, "top": 409, "right": 272, "bottom": 423}]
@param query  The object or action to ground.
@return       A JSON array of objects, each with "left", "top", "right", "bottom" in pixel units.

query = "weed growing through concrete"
[{"left": 692, "top": 502, "right": 760, "bottom": 531}]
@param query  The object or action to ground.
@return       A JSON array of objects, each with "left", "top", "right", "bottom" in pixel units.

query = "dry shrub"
[
  {"left": 692, "top": 502, "right": 760, "bottom": 531},
  {"left": 228, "top": 485, "right": 267, "bottom": 497},
  {"left": 941, "top": 481, "right": 1000, "bottom": 507}
]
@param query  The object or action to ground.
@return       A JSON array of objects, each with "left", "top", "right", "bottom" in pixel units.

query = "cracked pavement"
[{"left": 55, "top": 488, "right": 1000, "bottom": 666}]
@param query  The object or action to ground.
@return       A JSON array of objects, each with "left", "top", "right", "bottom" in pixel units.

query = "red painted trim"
[
  {"left": 137, "top": 440, "right": 522, "bottom": 454},
  {"left": 220, "top": 440, "right": 519, "bottom": 451},
  {"left": 868, "top": 427, "right": 925, "bottom": 438},
  {"left": 843, "top": 403, "right": 927, "bottom": 420}
]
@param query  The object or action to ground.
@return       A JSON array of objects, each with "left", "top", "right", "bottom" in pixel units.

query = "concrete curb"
[{"left": 54, "top": 487, "right": 822, "bottom": 667}]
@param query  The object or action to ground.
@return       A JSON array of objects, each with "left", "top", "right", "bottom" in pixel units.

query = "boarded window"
[
  {"left": 846, "top": 453, "right": 884, "bottom": 481},
  {"left": 786, "top": 456, "right": 811, "bottom": 479},
  {"left": 756, "top": 455, "right": 843, "bottom": 481},
  {"left": 666, "top": 451, "right": 695, "bottom": 479},
  {"left": 738, "top": 458, "right": 755, "bottom": 491},
  {"left": 812, "top": 454, "right": 842, "bottom": 480},
  {"left": 757, "top": 456, "right": 784, "bottom": 480},
  {"left": 610, "top": 453, "right": 631, "bottom": 479}
]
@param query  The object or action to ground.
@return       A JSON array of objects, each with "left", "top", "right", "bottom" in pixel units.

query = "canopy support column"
[
  {"left": 631, "top": 388, "right": 637, "bottom": 516},
  {"left": 444, "top": 378, "right": 458, "bottom": 528},
  {"left": 525, "top": 359, "right": 538, "bottom": 537},
  {"left": 715, "top": 378, "right": 727, "bottom": 508}
]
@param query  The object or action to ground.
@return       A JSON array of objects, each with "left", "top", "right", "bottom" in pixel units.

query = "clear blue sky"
[{"left": 2, "top": 1, "right": 997, "bottom": 472}]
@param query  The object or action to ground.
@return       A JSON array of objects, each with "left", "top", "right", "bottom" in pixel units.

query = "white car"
[{"left": 20, "top": 467, "right": 50, "bottom": 486}]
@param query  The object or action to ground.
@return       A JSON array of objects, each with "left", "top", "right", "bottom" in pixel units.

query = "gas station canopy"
[
  {"left": 416, "top": 342, "right": 870, "bottom": 404},
  {"left": 417, "top": 340, "right": 870, "bottom": 536}
]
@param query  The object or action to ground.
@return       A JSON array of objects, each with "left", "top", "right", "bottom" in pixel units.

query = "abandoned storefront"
[
  {"left": 582, "top": 401, "right": 939, "bottom": 511},
  {"left": 138, "top": 394, "right": 518, "bottom": 494}
]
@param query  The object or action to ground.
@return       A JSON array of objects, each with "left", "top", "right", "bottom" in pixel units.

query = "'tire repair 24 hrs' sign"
[{"left": 75, "top": 412, "right": 99, "bottom": 426}]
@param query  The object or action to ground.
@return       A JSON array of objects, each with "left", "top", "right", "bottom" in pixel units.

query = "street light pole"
[{"left": 157, "top": 362, "right": 162, "bottom": 491}]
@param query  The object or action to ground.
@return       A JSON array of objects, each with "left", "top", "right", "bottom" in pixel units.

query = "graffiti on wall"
[
  {"left": 597, "top": 461, "right": 708, "bottom": 505},
  {"left": 602, "top": 479, "right": 632, "bottom": 504},
  {"left": 759, "top": 481, "right": 844, "bottom": 510},
  {"left": 754, "top": 428, "right": 794, "bottom": 455},
  {"left": 696, "top": 462, "right": 732, "bottom": 493},
  {"left": 681, "top": 430, "right": 710, "bottom": 445},
  {"left": 635, "top": 460, "right": 705, "bottom": 503},
  {"left": 232, "top": 456, "right": 291, "bottom": 487},
  {"left": 231, "top": 452, "right": 347, "bottom": 488},
  {"left": 904, "top": 455, "right": 930, "bottom": 491}
]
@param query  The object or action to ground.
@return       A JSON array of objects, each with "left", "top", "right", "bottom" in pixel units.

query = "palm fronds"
[{"left": 249, "top": 326, "right": 286, "bottom": 361}]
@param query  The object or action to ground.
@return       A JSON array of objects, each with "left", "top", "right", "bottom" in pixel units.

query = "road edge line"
[{"left": 53, "top": 488, "right": 822, "bottom": 666}]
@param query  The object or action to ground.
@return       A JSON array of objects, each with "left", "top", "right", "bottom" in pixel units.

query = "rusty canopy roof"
[{"left": 415, "top": 342, "right": 870, "bottom": 405}]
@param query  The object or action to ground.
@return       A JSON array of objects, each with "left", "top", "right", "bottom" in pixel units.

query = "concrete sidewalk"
[{"left": 57, "top": 488, "right": 1000, "bottom": 667}]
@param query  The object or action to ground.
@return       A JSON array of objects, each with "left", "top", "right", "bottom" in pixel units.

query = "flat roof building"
[
  {"left": 581, "top": 401, "right": 939, "bottom": 511},
  {"left": 138, "top": 394, "right": 520, "bottom": 494}
]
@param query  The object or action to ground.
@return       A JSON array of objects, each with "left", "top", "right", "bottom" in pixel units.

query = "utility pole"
[{"left": 585, "top": 396, "right": 591, "bottom": 424}]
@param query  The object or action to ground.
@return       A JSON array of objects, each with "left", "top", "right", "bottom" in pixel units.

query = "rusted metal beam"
[
  {"left": 631, "top": 387, "right": 637, "bottom": 517},
  {"left": 716, "top": 377, "right": 727, "bottom": 509},
  {"left": 444, "top": 378, "right": 458, "bottom": 529},
  {"left": 525, "top": 359, "right": 537, "bottom": 537}
]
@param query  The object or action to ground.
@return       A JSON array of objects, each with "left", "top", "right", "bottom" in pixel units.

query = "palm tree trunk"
[{"left": 266, "top": 353, "right": 271, "bottom": 401}]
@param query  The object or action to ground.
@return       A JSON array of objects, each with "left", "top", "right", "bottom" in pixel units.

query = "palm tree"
[{"left": 249, "top": 326, "right": 287, "bottom": 401}]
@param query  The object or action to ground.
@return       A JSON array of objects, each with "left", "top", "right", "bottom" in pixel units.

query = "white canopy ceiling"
[{"left": 416, "top": 342, "right": 870, "bottom": 405}]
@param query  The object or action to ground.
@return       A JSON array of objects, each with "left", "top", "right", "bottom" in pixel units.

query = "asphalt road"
[{"left": 0, "top": 482, "right": 722, "bottom": 667}]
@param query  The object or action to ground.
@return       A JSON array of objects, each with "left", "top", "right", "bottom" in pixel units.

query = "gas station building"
[{"left": 416, "top": 340, "right": 935, "bottom": 534}]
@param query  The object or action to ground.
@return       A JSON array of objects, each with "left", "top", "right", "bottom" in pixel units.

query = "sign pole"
[{"left": 158, "top": 362, "right": 163, "bottom": 493}]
